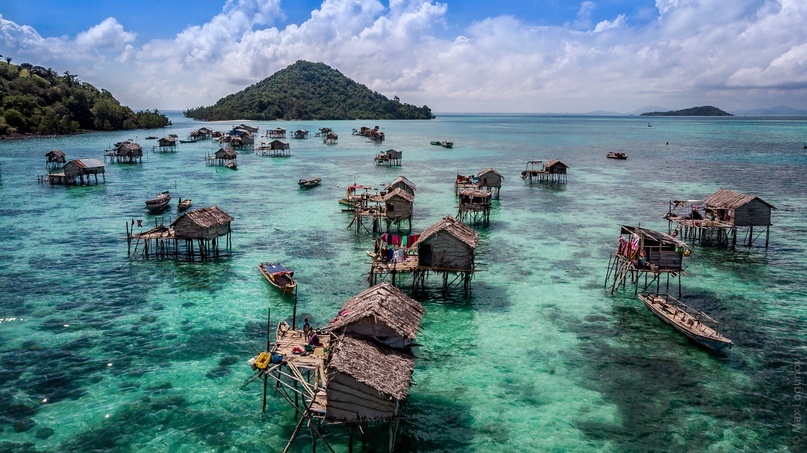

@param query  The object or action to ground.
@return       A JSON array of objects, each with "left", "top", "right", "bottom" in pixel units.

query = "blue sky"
[{"left": 2, "top": 0, "right": 806, "bottom": 113}]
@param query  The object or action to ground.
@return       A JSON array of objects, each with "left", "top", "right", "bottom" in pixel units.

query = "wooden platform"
[{"left": 272, "top": 327, "right": 330, "bottom": 370}]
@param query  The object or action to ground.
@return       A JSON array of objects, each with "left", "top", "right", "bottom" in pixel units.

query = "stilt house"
[
  {"left": 45, "top": 150, "right": 66, "bottom": 169},
  {"left": 416, "top": 216, "right": 478, "bottom": 270},
  {"left": 55, "top": 158, "right": 106, "bottom": 185},
  {"left": 212, "top": 147, "right": 238, "bottom": 166},
  {"left": 323, "top": 282, "right": 424, "bottom": 348},
  {"left": 172, "top": 205, "right": 233, "bottom": 240},
  {"left": 325, "top": 335, "right": 415, "bottom": 422},
  {"left": 156, "top": 136, "right": 177, "bottom": 152},
  {"left": 323, "top": 132, "right": 339, "bottom": 144},
  {"left": 382, "top": 188, "right": 414, "bottom": 226},
  {"left": 387, "top": 176, "right": 416, "bottom": 197},
  {"left": 703, "top": 188, "right": 775, "bottom": 229},
  {"left": 477, "top": 168, "right": 503, "bottom": 198},
  {"left": 375, "top": 149, "right": 402, "bottom": 166}
]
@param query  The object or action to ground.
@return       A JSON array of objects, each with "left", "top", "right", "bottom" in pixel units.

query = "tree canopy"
[
  {"left": 184, "top": 60, "right": 434, "bottom": 121},
  {"left": 0, "top": 60, "right": 169, "bottom": 136}
]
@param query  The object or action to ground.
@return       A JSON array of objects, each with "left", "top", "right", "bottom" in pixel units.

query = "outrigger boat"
[
  {"left": 258, "top": 262, "right": 297, "bottom": 294},
  {"left": 145, "top": 191, "right": 171, "bottom": 214},
  {"left": 638, "top": 293, "right": 733, "bottom": 354},
  {"left": 298, "top": 177, "right": 321, "bottom": 189},
  {"left": 607, "top": 151, "right": 628, "bottom": 159}
]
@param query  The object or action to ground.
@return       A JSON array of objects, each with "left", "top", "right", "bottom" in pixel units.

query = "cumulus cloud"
[
  {"left": 1, "top": 0, "right": 806, "bottom": 112},
  {"left": 75, "top": 18, "right": 135, "bottom": 49},
  {"left": 593, "top": 14, "right": 627, "bottom": 32}
]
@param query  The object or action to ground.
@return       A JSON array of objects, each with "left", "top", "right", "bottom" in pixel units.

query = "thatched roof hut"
[
  {"left": 214, "top": 147, "right": 238, "bottom": 160},
  {"left": 326, "top": 335, "right": 415, "bottom": 422},
  {"left": 382, "top": 188, "right": 414, "bottom": 222},
  {"left": 292, "top": 129, "right": 309, "bottom": 139},
  {"left": 417, "top": 216, "right": 478, "bottom": 270},
  {"left": 618, "top": 225, "right": 689, "bottom": 272},
  {"left": 171, "top": 206, "right": 233, "bottom": 240},
  {"left": 237, "top": 123, "right": 259, "bottom": 133},
  {"left": 323, "top": 282, "right": 423, "bottom": 348},
  {"left": 477, "top": 168, "right": 503, "bottom": 189},
  {"left": 63, "top": 159, "right": 105, "bottom": 178},
  {"left": 269, "top": 139, "right": 290, "bottom": 150},
  {"left": 268, "top": 127, "right": 286, "bottom": 138},
  {"left": 543, "top": 160, "right": 568, "bottom": 174},
  {"left": 45, "top": 149, "right": 66, "bottom": 163},
  {"left": 116, "top": 141, "right": 143, "bottom": 157},
  {"left": 388, "top": 176, "right": 416, "bottom": 196},
  {"left": 158, "top": 136, "right": 177, "bottom": 147},
  {"left": 458, "top": 188, "right": 491, "bottom": 207},
  {"left": 703, "top": 188, "right": 775, "bottom": 227}
]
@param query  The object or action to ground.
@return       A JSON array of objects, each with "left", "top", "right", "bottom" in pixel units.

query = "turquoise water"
[{"left": 1, "top": 113, "right": 806, "bottom": 451}]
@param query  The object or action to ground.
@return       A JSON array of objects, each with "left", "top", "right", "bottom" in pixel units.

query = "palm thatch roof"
[
  {"left": 325, "top": 282, "right": 423, "bottom": 340},
  {"left": 328, "top": 335, "right": 414, "bottom": 400},
  {"left": 477, "top": 168, "right": 503, "bottom": 178},
  {"left": 171, "top": 206, "right": 233, "bottom": 230},
  {"left": 543, "top": 160, "right": 568, "bottom": 170},
  {"left": 382, "top": 187, "right": 415, "bottom": 203},
  {"left": 46, "top": 149, "right": 66, "bottom": 162},
  {"left": 389, "top": 175, "right": 416, "bottom": 191},
  {"left": 704, "top": 188, "right": 776, "bottom": 210},
  {"left": 418, "top": 215, "right": 478, "bottom": 249},
  {"left": 215, "top": 147, "right": 238, "bottom": 159},
  {"left": 620, "top": 225, "right": 689, "bottom": 249}
]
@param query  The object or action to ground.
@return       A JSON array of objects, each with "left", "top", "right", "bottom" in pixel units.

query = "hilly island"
[
  {"left": 0, "top": 60, "right": 169, "bottom": 137},
  {"left": 183, "top": 61, "right": 433, "bottom": 121},
  {"left": 641, "top": 105, "right": 732, "bottom": 116}
]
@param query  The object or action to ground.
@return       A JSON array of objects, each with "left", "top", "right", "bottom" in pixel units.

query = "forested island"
[
  {"left": 641, "top": 106, "right": 732, "bottom": 116},
  {"left": 184, "top": 60, "right": 433, "bottom": 121},
  {"left": 0, "top": 59, "right": 169, "bottom": 137}
]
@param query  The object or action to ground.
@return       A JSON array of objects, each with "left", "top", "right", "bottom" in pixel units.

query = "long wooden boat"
[
  {"left": 298, "top": 177, "right": 321, "bottom": 189},
  {"left": 638, "top": 293, "right": 733, "bottom": 354},
  {"left": 177, "top": 198, "right": 192, "bottom": 211},
  {"left": 258, "top": 262, "right": 297, "bottom": 294},
  {"left": 145, "top": 191, "right": 170, "bottom": 214},
  {"left": 607, "top": 151, "right": 628, "bottom": 159}
]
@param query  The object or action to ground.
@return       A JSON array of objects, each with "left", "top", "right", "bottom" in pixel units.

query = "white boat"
[{"left": 638, "top": 293, "right": 733, "bottom": 354}]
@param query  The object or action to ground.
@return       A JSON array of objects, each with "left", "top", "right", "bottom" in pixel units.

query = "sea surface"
[{"left": 0, "top": 113, "right": 805, "bottom": 452}]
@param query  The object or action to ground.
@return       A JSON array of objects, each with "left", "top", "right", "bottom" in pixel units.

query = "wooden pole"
[{"left": 264, "top": 310, "right": 273, "bottom": 403}]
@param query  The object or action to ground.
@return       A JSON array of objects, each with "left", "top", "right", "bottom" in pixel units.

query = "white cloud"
[
  {"left": 1, "top": 1, "right": 807, "bottom": 113},
  {"left": 75, "top": 18, "right": 135, "bottom": 49},
  {"left": 593, "top": 14, "right": 626, "bottom": 32}
]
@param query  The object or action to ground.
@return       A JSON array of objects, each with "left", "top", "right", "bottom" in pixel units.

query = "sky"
[{"left": 1, "top": 0, "right": 806, "bottom": 113}]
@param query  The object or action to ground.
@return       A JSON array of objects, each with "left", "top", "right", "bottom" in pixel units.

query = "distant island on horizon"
[{"left": 640, "top": 106, "right": 732, "bottom": 116}]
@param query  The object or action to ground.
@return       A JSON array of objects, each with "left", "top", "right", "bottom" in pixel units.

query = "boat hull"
[
  {"left": 639, "top": 294, "right": 733, "bottom": 354},
  {"left": 258, "top": 263, "right": 297, "bottom": 295},
  {"left": 145, "top": 191, "right": 171, "bottom": 214}
]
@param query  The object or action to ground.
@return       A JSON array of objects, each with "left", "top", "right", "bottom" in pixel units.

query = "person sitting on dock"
[{"left": 308, "top": 332, "right": 322, "bottom": 347}]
